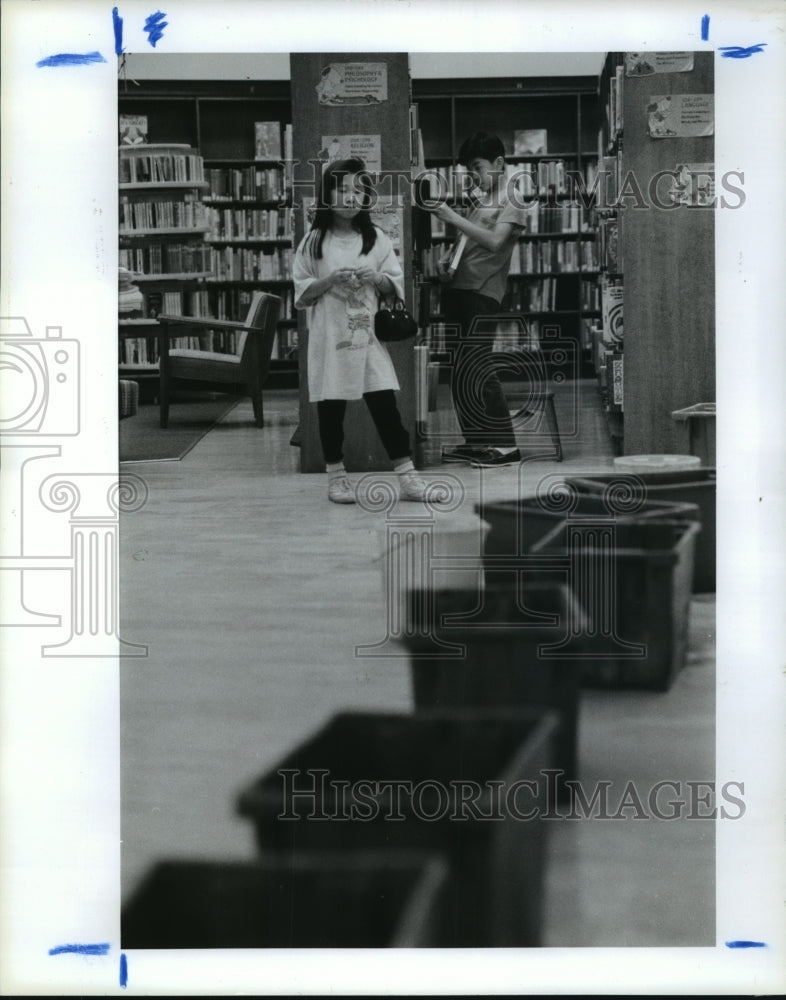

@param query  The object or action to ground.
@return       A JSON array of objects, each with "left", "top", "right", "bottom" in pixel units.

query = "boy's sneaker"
[
  {"left": 441, "top": 444, "right": 486, "bottom": 464},
  {"left": 470, "top": 448, "right": 522, "bottom": 468},
  {"left": 328, "top": 475, "right": 356, "bottom": 504},
  {"left": 399, "top": 472, "right": 442, "bottom": 503}
]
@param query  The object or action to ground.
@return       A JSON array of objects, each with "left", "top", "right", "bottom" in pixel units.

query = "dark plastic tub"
[
  {"left": 530, "top": 519, "right": 700, "bottom": 691},
  {"left": 236, "top": 709, "right": 558, "bottom": 947},
  {"left": 564, "top": 470, "right": 716, "bottom": 592},
  {"left": 401, "top": 581, "right": 586, "bottom": 786},
  {"left": 121, "top": 852, "right": 448, "bottom": 949},
  {"left": 478, "top": 491, "right": 700, "bottom": 561}
]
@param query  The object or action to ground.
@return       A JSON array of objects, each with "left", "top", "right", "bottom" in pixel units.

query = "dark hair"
[
  {"left": 304, "top": 157, "right": 378, "bottom": 259},
  {"left": 457, "top": 132, "right": 506, "bottom": 167}
]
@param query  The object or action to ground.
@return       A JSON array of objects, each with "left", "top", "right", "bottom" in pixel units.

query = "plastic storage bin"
[
  {"left": 565, "top": 470, "right": 716, "bottom": 592},
  {"left": 530, "top": 519, "right": 700, "bottom": 691},
  {"left": 479, "top": 492, "right": 700, "bottom": 561},
  {"left": 121, "top": 852, "right": 448, "bottom": 948},
  {"left": 236, "top": 709, "right": 558, "bottom": 947},
  {"left": 401, "top": 581, "right": 586, "bottom": 786}
]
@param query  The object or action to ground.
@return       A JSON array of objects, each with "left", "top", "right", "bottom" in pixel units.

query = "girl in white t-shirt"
[{"left": 294, "top": 158, "right": 436, "bottom": 504}]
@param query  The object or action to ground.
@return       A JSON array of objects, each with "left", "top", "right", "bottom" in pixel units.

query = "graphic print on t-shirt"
[{"left": 330, "top": 284, "right": 371, "bottom": 350}]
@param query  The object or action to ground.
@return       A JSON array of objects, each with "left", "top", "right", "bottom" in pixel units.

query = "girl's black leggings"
[{"left": 317, "top": 390, "right": 411, "bottom": 465}]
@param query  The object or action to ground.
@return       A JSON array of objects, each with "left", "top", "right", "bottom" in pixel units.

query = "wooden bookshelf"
[
  {"left": 119, "top": 143, "right": 215, "bottom": 374},
  {"left": 118, "top": 82, "right": 297, "bottom": 379},
  {"left": 597, "top": 51, "right": 715, "bottom": 455},
  {"left": 411, "top": 76, "right": 601, "bottom": 377}
]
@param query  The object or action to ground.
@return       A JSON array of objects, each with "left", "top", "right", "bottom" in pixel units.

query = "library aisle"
[{"left": 119, "top": 382, "right": 715, "bottom": 947}]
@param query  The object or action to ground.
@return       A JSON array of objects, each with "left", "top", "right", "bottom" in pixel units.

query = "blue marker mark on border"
[
  {"left": 726, "top": 939, "right": 767, "bottom": 948},
  {"left": 49, "top": 942, "right": 111, "bottom": 956},
  {"left": 119, "top": 952, "right": 128, "bottom": 988},
  {"left": 113, "top": 7, "right": 125, "bottom": 56},
  {"left": 36, "top": 52, "right": 107, "bottom": 68},
  {"left": 701, "top": 15, "right": 710, "bottom": 41},
  {"left": 718, "top": 44, "right": 767, "bottom": 58},
  {"left": 143, "top": 11, "right": 169, "bottom": 47}
]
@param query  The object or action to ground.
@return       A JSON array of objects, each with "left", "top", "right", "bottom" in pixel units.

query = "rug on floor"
[{"left": 120, "top": 397, "right": 240, "bottom": 463}]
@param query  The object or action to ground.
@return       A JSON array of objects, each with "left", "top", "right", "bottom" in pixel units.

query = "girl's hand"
[
  {"left": 330, "top": 267, "right": 357, "bottom": 286},
  {"left": 353, "top": 266, "right": 381, "bottom": 286}
]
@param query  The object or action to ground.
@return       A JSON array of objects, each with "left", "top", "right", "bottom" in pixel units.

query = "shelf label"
[
  {"left": 320, "top": 135, "right": 382, "bottom": 174},
  {"left": 625, "top": 52, "right": 695, "bottom": 76},
  {"left": 647, "top": 94, "right": 714, "bottom": 138},
  {"left": 316, "top": 62, "right": 388, "bottom": 106},
  {"left": 612, "top": 356, "right": 624, "bottom": 409}
]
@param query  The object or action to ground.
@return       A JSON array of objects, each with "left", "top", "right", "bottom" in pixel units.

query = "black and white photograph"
[{"left": 1, "top": 2, "right": 785, "bottom": 996}]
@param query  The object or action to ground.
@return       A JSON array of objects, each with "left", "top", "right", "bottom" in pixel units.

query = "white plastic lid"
[{"left": 614, "top": 454, "right": 701, "bottom": 472}]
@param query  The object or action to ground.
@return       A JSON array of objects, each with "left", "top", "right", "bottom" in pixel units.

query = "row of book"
[
  {"left": 119, "top": 198, "right": 211, "bottom": 232},
  {"left": 581, "top": 282, "right": 602, "bottom": 311},
  {"left": 421, "top": 160, "right": 597, "bottom": 204},
  {"left": 598, "top": 217, "right": 622, "bottom": 272},
  {"left": 119, "top": 151, "right": 205, "bottom": 185},
  {"left": 119, "top": 244, "right": 213, "bottom": 277},
  {"left": 211, "top": 246, "right": 293, "bottom": 282},
  {"left": 502, "top": 278, "right": 566, "bottom": 313},
  {"left": 206, "top": 286, "right": 296, "bottom": 323},
  {"left": 121, "top": 330, "right": 240, "bottom": 366},
  {"left": 421, "top": 239, "right": 599, "bottom": 278},
  {"left": 207, "top": 206, "right": 295, "bottom": 241},
  {"left": 206, "top": 167, "right": 287, "bottom": 202},
  {"left": 120, "top": 287, "right": 299, "bottom": 365},
  {"left": 596, "top": 153, "right": 624, "bottom": 209},
  {"left": 427, "top": 206, "right": 599, "bottom": 242},
  {"left": 508, "top": 238, "right": 599, "bottom": 274},
  {"left": 144, "top": 288, "right": 212, "bottom": 320},
  {"left": 526, "top": 204, "right": 595, "bottom": 234},
  {"left": 604, "top": 63, "right": 625, "bottom": 149}
]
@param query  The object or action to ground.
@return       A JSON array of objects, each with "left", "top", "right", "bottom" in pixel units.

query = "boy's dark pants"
[{"left": 442, "top": 288, "right": 517, "bottom": 449}]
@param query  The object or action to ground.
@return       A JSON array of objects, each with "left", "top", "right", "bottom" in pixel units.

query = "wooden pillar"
[
  {"left": 290, "top": 53, "right": 416, "bottom": 473},
  {"left": 621, "top": 52, "right": 715, "bottom": 455}
]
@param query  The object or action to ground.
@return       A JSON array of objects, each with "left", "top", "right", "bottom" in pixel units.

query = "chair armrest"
[{"left": 157, "top": 314, "right": 250, "bottom": 332}]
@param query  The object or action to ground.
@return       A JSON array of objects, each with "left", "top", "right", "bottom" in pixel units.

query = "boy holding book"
[{"left": 432, "top": 132, "right": 535, "bottom": 466}]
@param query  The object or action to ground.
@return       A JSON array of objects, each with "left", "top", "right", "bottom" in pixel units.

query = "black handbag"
[{"left": 374, "top": 296, "right": 418, "bottom": 342}]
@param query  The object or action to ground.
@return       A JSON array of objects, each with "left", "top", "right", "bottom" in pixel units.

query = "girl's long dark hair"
[{"left": 304, "top": 157, "right": 378, "bottom": 259}]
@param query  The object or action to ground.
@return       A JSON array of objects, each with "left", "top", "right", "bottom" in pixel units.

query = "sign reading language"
[
  {"left": 646, "top": 94, "right": 714, "bottom": 138},
  {"left": 316, "top": 62, "right": 388, "bottom": 105}
]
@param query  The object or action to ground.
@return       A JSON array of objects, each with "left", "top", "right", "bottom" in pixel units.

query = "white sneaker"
[
  {"left": 328, "top": 475, "right": 356, "bottom": 504},
  {"left": 399, "top": 472, "right": 440, "bottom": 503}
]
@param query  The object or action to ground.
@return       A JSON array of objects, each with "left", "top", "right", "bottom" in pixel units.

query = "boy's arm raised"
[{"left": 432, "top": 202, "right": 517, "bottom": 252}]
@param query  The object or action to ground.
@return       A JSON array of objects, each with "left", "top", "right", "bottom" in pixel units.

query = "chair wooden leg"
[
  {"left": 159, "top": 380, "right": 170, "bottom": 428},
  {"left": 158, "top": 327, "right": 170, "bottom": 428},
  {"left": 251, "top": 391, "right": 264, "bottom": 428},
  {"left": 544, "top": 394, "right": 562, "bottom": 461}
]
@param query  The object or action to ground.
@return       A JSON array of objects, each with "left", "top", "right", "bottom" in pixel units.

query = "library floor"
[{"left": 119, "top": 379, "right": 715, "bottom": 947}]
